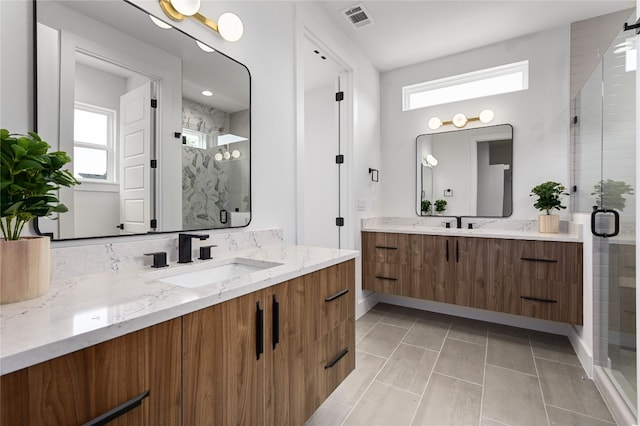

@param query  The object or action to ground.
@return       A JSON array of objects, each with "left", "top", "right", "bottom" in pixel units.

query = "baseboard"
[
  {"left": 356, "top": 291, "right": 380, "bottom": 319},
  {"left": 593, "top": 366, "right": 637, "bottom": 426},
  {"left": 567, "top": 326, "right": 594, "bottom": 378}
]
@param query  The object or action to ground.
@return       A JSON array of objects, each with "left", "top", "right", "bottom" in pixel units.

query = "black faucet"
[
  {"left": 455, "top": 216, "right": 463, "bottom": 229},
  {"left": 178, "top": 233, "right": 210, "bottom": 263}
]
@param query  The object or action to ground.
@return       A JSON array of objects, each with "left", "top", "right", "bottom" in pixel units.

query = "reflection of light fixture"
[
  {"left": 231, "top": 149, "right": 241, "bottom": 159},
  {"left": 214, "top": 149, "right": 242, "bottom": 161},
  {"left": 149, "top": 15, "right": 172, "bottom": 29},
  {"left": 202, "top": 90, "right": 213, "bottom": 97},
  {"left": 422, "top": 154, "right": 438, "bottom": 168},
  {"left": 428, "top": 109, "right": 494, "bottom": 130},
  {"left": 196, "top": 40, "right": 215, "bottom": 52},
  {"left": 159, "top": 0, "right": 244, "bottom": 42},
  {"left": 214, "top": 152, "right": 223, "bottom": 161}
]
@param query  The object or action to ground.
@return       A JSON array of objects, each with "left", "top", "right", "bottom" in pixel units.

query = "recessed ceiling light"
[{"left": 202, "top": 90, "right": 213, "bottom": 97}]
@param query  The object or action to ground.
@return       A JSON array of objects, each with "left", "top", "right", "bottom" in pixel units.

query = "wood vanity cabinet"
[
  {"left": 362, "top": 231, "right": 583, "bottom": 325},
  {"left": 0, "top": 319, "right": 182, "bottom": 426},
  {"left": 182, "top": 259, "right": 356, "bottom": 426}
]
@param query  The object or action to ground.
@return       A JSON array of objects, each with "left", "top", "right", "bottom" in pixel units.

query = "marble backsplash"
[{"left": 50, "top": 229, "right": 283, "bottom": 281}]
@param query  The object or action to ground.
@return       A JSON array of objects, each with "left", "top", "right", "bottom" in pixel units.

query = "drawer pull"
[
  {"left": 272, "top": 295, "right": 280, "bottom": 350},
  {"left": 325, "top": 288, "right": 349, "bottom": 302},
  {"left": 520, "top": 296, "right": 558, "bottom": 303},
  {"left": 256, "top": 301, "right": 264, "bottom": 360},
  {"left": 520, "top": 257, "right": 558, "bottom": 263},
  {"left": 325, "top": 348, "right": 349, "bottom": 369},
  {"left": 82, "top": 390, "right": 150, "bottom": 426},
  {"left": 375, "top": 246, "right": 398, "bottom": 250},
  {"left": 375, "top": 276, "right": 398, "bottom": 281}
]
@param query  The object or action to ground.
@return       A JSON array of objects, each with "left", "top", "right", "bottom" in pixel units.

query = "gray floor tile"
[
  {"left": 530, "top": 331, "right": 581, "bottom": 367},
  {"left": 377, "top": 343, "right": 438, "bottom": 394},
  {"left": 448, "top": 317, "right": 488, "bottom": 346},
  {"left": 417, "top": 309, "right": 454, "bottom": 325},
  {"left": 487, "top": 333, "right": 536, "bottom": 375},
  {"left": 402, "top": 316, "right": 450, "bottom": 351},
  {"left": 546, "top": 405, "right": 616, "bottom": 426},
  {"left": 483, "top": 364, "right": 548, "bottom": 426},
  {"left": 357, "top": 322, "right": 407, "bottom": 358},
  {"left": 433, "top": 338, "right": 486, "bottom": 385},
  {"left": 536, "top": 358, "right": 614, "bottom": 422},
  {"left": 356, "top": 308, "right": 386, "bottom": 336},
  {"left": 343, "top": 381, "right": 420, "bottom": 426},
  {"left": 481, "top": 417, "right": 510, "bottom": 426},
  {"left": 330, "top": 351, "right": 387, "bottom": 407},
  {"left": 488, "top": 323, "right": 531, "bottom": 340},
  {"left": 304, "top": 398, "right": 352, "bottom": 426},
  {"left": 377, "top": 304, "right": 421, "bottom": 328},
  {"left": 412, "top": 373, "right": 482, "bottom": 426}
]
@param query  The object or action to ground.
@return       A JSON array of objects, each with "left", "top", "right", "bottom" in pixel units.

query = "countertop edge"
[
  {"left": 1, "top": 249, "right": 358, "bottom": 375},
  {"left": 361, "top": 226, "right": 583, "bottom": 243}
]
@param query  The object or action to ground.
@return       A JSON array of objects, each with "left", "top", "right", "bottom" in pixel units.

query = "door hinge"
[
  {"left": 151, "top": 99, "right": 158, "bottom": 108},
  {"left": 336, "top": 154, "right": 344, "bottom": 164},
  {"left": 336, "top": 217, "right": 344, "bottom": 227},
  {"left": 150, "top": 159, "right": 158, "bottom": 168},
  {"left": 151, "top": 219, "right": 157, "bottom": 228},
  {"left": 335, "top": 91, "right": 344, "bottom": 102},
  {"left": 174, "top": 132, "right": 182, "bottom": 139}
]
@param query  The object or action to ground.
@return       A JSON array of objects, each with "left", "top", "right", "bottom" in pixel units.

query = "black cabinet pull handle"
[
  {"left": 445, "top": 240, "right": 449, "bottom": 262},
  {"left": 324, "top": 348, "right": 349, "bottom": 369},
  {"left": 272, "top": 295, "right": 280, "bottom": 350},
  {"left": 325, "top": 289, "right": 349, "bottom": 302},
  {"left": 456, "top": 240, "right": 459, "bottom": 263},
  {"left": 520, "top": 296, "right": 558, "bottom": 304},
  {"left": 591, "top": 208, "right": 620, "bottom": 238},
  {"left": 256, "top": 301, "right": 264, "bottom": 360},
  {"left": 375, "top": 246, "right": 398, "bottom": 250},
  {"left": 82, "top": 390, "right": 150, "bottom": 426},
  {"left": 375, "top": 276, "right": 398, "bottom": 281},
  {"left": 520, "top": 257, "right": 558, "bottom": 263}
]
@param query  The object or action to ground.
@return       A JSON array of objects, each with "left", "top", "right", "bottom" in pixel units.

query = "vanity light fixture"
[
  {"left": 196, "top": 40, "right": 215, "bottom": 53},
  {"left": 422, "top": 154, "right": 438, "bottom": 168},
  {"left": 214, "top": 149, "right": 241, "bottom": 161},
  {"left": 149, "top": 15, "right": 172, "bottom": 29},
  {"left": 428, "top": 109, "right": 495, "bottom": 130},
  {"left": 159, "top": 0, "right": 244, "bottom": 42}
]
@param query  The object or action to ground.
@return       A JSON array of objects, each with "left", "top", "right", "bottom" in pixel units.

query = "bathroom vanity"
[
  {"left": 0, "top": 235, "right": 357, "bottom": 425},
  {"left": 362, "top": 219, "right": 583, "bottom": 325}
]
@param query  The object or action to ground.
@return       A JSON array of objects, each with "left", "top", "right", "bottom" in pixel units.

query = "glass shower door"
[{"left": 580, "top": 12, "right": 637, "bottom": 415}]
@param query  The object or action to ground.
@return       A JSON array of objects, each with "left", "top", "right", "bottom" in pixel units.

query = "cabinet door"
[
  {"left": 0, "top": 319, "right": 181, "bottom": 426},
  {"left": 183, "top": 291, "right": 265, "bottom": 425},
  {"left": 264, "top": 282, "right": 290, "bottom": 426}
]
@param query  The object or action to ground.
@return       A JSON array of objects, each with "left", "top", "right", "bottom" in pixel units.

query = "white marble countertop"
[
  {"left": 0, "top": 244, "right": 358, "bottom": 375},
  {"left": 362, "top": 223, "right": 583, "bottom": 242}
]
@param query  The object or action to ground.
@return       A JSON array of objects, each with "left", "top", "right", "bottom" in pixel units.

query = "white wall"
[{"left": 380, "top": 27, "right": 571, "bottom": 220}]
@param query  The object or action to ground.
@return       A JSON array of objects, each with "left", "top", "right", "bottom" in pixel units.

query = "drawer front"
[
  {"left": 316, "top": 319, "right": 355, "bottom": 403},
  {"left": 520, "top": 279, "right": 582, "bottom": 324},
  {"left": 315, "top": 260, "right": 355, "bottom": 339},
  {"left": 362, "top": 261, "right": 410, "bottom": 297},
  {"left": 514, "top": 240, "right": 565, "bottom": 281},
  {"left": 362, "top": 232, "right": 410, "bottom": 265}
]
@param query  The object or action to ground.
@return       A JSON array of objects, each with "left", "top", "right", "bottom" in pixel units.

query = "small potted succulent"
[
  {"left": 421, "top": 199, "right": 431, "bottom": 215},
  {"left": 0, "top": 129, "right": 79, "bottom": 303},
  {"left": 434, "top": 199, "right": 447, "bottom": 215},
  {"left": 530, "top": 181, "right": 567, "bottom": 233}
]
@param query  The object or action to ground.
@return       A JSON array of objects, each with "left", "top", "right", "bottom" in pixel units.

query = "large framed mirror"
[
  {"left": 34, "top": 0, "right": 251, "bottom": 240},
  {"left": 416, "top": 124, "right": 513, "bottom": 217}
]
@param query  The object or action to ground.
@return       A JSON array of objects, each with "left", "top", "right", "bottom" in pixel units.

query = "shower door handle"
[{"left": 590, "top": 208, "right": 619, "bottom": 238}]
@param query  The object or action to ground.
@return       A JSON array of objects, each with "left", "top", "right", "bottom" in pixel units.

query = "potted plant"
[
  {"left": 591, "top": 179, "right": 634, "bottom": 212},
  {"left": 530, "top": 181, "right": 567, "bottom": 233},
  {"left": 421, "top": 199, "right": 431, "bottom": 215},
  {"left": 434, "top": 199, "right": 447, "bottom": 215},
  {"left": 0, "top": 129, "right": 79, "bottom": 303}
]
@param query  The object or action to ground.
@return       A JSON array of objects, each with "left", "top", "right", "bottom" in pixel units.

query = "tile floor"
[{"left": 306, "top": 303, "right": 617, "bottom": 426}]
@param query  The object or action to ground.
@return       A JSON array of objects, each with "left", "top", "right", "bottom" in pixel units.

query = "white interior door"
[{"left": 119, "top": 81, "right": 153, "bottom": 234}]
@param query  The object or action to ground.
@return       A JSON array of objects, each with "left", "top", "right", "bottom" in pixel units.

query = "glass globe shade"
[
  {"left": 149, "top": 15, "right": 172, "bottom": 29},
  {"left": 479, "top": 109, "right": 495, "bottom": 123},
  {"left": 223, "top": 151, "right": 231, "bottom": 160},
  {"left": 231, "top": 149, "right": 241, "bottom": 159},
  {"left": 217, "top": 12, "right": 244, "bottom": 42},
  {"left": 170, "top": 0, "right": 200, "bottom": 16},
  {"left": 428, "top": 117, "right": 442, "bottom": 130},
  {"left": 196, "top": 40, "right": 215, "bottom": 53},
  {"left": 214, "top": 153, "right": 223, "bottom": 161},
  {"left": 452, "top": 113, "right": 468, "bottom": 128}
]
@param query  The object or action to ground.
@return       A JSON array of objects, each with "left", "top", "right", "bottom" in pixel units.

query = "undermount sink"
[{"left": 157, "top": 258, "right": 282, "bottom": 288}]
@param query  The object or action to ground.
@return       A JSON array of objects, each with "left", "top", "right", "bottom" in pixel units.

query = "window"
[
  {"left": 73, "top": 103, "right": 116, "bottom": 181},
  {"left": 402, "top": 60, "right": 529, "bottom": 111},
  {"left": 182, "top": 128, "right": 208, "bottom": 149}
]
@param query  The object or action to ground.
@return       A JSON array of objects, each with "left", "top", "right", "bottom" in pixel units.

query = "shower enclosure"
[{"left": 573, "top": 9, "right": 637, "bottom": 419}]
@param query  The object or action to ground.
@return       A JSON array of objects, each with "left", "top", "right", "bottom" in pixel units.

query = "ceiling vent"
[{"left": 342, "top": 4, "right": 373, "bottom": 29}]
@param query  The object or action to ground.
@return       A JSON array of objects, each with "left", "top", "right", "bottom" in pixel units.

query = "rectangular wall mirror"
[
  {"left": 416, "top": 124, "right": 513, "bottom": 217},
  {"left": 34, "top": 0, "right": 251, "bottom": 240}
]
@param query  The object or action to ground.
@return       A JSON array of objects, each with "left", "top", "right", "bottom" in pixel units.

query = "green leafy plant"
[
  {"left": 530, "top": 181, "right": 567, "bottom": 215},
  {"left": 434, "top": 199, "right": 447, "bottom": 213},
  {"left": 421, "top": 199, "right": 431, "bottom": 214},
  {"left": 1, "top": 129, "right": 79, "bottom": 240},
  {"left": 591, "top": 179, "right": 634, "bottom": 212}
]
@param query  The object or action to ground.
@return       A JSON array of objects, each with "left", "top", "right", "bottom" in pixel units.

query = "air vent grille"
[{"left": 342, "top": 4, "right": 373, "bottom": 29}]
